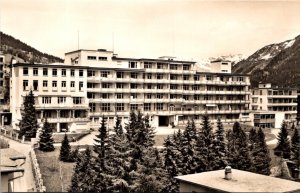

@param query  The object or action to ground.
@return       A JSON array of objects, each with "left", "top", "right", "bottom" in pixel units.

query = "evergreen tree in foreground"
[
  {"left": 274, "top": 121, "right": 291, "bottom": 159},
  {"left": 213, "top": 117, "right": 227, "bottom": 170},
  {"left": 60, "top": 133, "right": 72, "bottom": 162},
  {"left": 19, "top": 90, "right": 38, "bottom": 139},
  {"left": 290, "top": 128, "right": 300, "bottom": 167},
  {"left": 227, "top": 122, "right": 252, "bottom": 171},
  {"left": 251, "top": 127, "right": 271, "bottom": 175},
  {"left": 248, "top": 128, "right": 257, "bottom": 152},
  {"left": 69, "top": 147, "right": 95, "bottom": 192},
  {"left": 114, "top": 116, "right": 123, "bottom": 136},
  {"left": 39, "top": 118, "right": 54, "bottom": 152}
]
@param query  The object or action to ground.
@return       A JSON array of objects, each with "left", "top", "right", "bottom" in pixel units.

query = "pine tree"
[
  {"left": 274, "top": 121, "right": 291, "bottom": 159},
  {"left": 252, "top": 127, "right": 271, "bottom": 175},
  {"left": 213, "top": 117, "right": 227, "bottom": 170},
  {"left": 291, "top": 128, "right": 300, "bottom": 167},
  {"left": 248, "top": 128, "right": 257, "bottom": 152},
  {"left": 69, "top": 147, "right": 95, "bottom": 192},
  {"left": 19, "top": 90, "right": 38, "bottom": 139},
  {"left": 181, "top": 120, "right": 198, "bottom": 174},
  {"left": 60, "top": 133, "right": 72, "bottom": 162},
  {"left": 163, "top": 136, "right": 179, "bottom": 192},
  {"left": 227, "top": 122, "right": 252, "bottom": 171},
  {"left": 39, "top": 118, "right": 54, "bottom": 152},
  {"left": 114, "top": 116, "right": 123, "bottom": 136}
]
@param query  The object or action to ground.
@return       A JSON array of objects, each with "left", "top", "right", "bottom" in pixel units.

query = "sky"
[{"left": 1, "top": 0, "right": 300, "bottom": 61}]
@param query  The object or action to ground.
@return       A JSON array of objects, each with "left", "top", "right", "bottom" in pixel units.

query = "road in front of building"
[{"left": 1, "top": 136, "right": 35, "bottom": 192}]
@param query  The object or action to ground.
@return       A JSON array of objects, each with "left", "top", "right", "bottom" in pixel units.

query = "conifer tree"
[
  {"left": 114, "top": 116, "right": 123, "bottom": 136},
  {"left": 248, "top": 128, "right": 257, "bottom": 152},
  {"left": 60, "top": 133, "right": 72, "bottom": 162},
  {"left": 291, "top": 128, "right": 300, "bottom": 166},
  {"left": 181, "top": 120, "right": 198, "bottom": 174},
  {"left": 213, "top": 117, "right": 227, "bottom": 170},
  {"left": 19, "top": 90, "right": 38, "bottom": 139},
  {"left": 252, "top": 127, "right": 271, "bottom": 175},
  {"left": 39, "top": 118, "right": 54, "bottom": 152},
  {"left": 163, "top": 135, "right": 179, "bottom": 192},
  {"left": 69, "top": 147, "right": 95, "bottom": 192},
  {"left": 274, "top": 121, "right": 291, "bottom": 159},
  {"left": 227, "top": 122, "right": 252, "bottom": 171}
]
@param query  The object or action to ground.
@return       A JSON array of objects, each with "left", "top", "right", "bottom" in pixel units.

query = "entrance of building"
[{"left": 159, "top": 116, "right": 169, "bottom": 126}]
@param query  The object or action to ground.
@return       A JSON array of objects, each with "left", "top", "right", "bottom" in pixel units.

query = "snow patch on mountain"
[{"left": 283, "top": 39, "right": 295, "bottom": 49}]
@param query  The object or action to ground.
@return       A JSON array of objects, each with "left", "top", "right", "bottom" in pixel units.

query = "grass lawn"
[
  {"left": 35, "top": 148, "right": 75, "bottom": 192},
  {"left": 154, "top": 134, "right": 170, "bottom": 146}
]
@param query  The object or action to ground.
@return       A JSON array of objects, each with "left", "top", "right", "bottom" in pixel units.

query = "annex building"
[{"left": 10, "top": 49, "right": 251, "bottom": 132}]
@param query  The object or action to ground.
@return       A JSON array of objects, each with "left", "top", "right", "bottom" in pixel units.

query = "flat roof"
[
  {"left": 113, "top": 56, "right": 196, "bottom": 64},
  {"left": 11, "top": 63, "right": 87, "bottom": 69},
  {"left": 0, "top": 167, "right": 24, "bottom": 174},
  {"left": 175, "top": 169, "right": 300, "bottom": 193},
  {"left": 65, "top": 49, "right": 114, "bottom": 55},
  {"left": 0, "top": 148, "right": 25, "bottom": 167}
]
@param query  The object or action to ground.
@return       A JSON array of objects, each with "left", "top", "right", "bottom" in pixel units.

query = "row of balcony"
[
  {"left": 89, "top": 98, "right": 251, "bottom": 104},
  {"left": 87, "top": 88, "right": 250, "bottom": 94},
  {"left": 87, "top": 77, "right": 250, "bottom": 85},
  {"left": 89, "top": 109, "right": 251, "bottom": 117},
  {"left": 34, "top": 103, "right": 89, "bottom": 109},
  {"left": 37, "top": 117, "right": 90, "bottom": 123}
]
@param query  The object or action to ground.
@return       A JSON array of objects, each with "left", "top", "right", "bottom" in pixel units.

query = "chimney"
[{"left": 225, "top": 166, "right": 232, "bottom": 180}]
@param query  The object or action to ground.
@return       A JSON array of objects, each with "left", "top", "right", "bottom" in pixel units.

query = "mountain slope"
[
  {"left": 233, "top": 35, "right": 300, "bottom": 88},
  {"left": 0, "top": 31, "right": 63, "bottom": 63}
]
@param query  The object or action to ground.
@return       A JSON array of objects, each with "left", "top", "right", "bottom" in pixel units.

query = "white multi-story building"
[
  {"left": 10, "top": 62, "right": 90, "bottom": 132},
  {"left": 251, "top": 83, "right": 297, "bottom": 128},
  {"left": 10, "top": 49, "right": 252, "bottom": 132}
]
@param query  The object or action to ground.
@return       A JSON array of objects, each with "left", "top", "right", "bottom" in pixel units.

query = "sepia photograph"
[{"left": 1, "top": 0, "right": 300, "bottom": 192}]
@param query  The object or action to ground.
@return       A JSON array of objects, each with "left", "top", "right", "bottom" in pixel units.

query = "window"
[
  {"left": 170, "top": 84, "right": 177, "bottom": 90},
  {"left": 144, "top": 103, "right": 151, "bottom": 111},
  {"left": 52, "top": 69, "right": 57, "bottom": 76},
  {"left": 116, "top": 83, "right": 124, "bottom": 88},
  {"left": 170, "top": 64, "right": 177, "bottom": 70},
  {"left": 130, "top": 84, "right": 138, "bottom": 89},
  {"left": 144, "top": 62, "right": 152, "bottom": 68},
  {"left": 183, "top": 85, "right": 189, "bottom": 90},
  {"left": 101, "top": 71, "right": 109, "bottom": 77},
  {"left": 61, "top": 81, "right": 66, "bottom": 88},
  {"left": 157, "top": 73, "right": 163, "bottom": 79},
  {"left": 183, "top": 95, "right": 189, "bottom": 100},
  {"left": 62, "top": 69, "right": 66, "bottom": 76},
  {"left": 73, "top": 97, "right": 82, "bottom": 104},
  {"left": 98, "top": 57, "right": 107, "bottom": 61},
  {"left": 183, "top": 65, "right": 190, "bottom": 70},
  {"left": 183, "top": 75, "right": 190, "bottom": 80},
  {"left": 101, "top": 103, "right": 111, "bottom": 111},
  {"left": 87, "top": 56, "right": 97, "bottom": 60},
  {"left": 90, "top": 103, "right": 96, "bottom": 112},
  {"left": 102, "top": 83, "right": 111, "bottom": 88},
  {"left": 194, "top": 75, "right": 200, "bottom": 81},
  {"left": 147, "top": 74, "right": 152, "bottom": 79},
  {"left": 206, "top": 75, "right": 212, "bottom": 81},
  {"left": 131, "top": 73, "right": 138, "bottom": 79},
  {"left": 130, "top": 104, "right": 138, "bottom": 111},
  {"left": 102, "top": 93, "right": 109, "bottom": 99},
  {"left": 71, "top": 69, "right": 75, "bottom": 77},
  {"left": 87, "top": 93, "right": 95, "bottom": 99},
  {"left": 116, "top": 103, "right": 124, "bottom": 111},
  {"left": 156, "top": 103, "right": 163, "bottom": 110},
  {"left": 43, "top": 80, "right": 48, "bottom": 87},
  {"left": 33, "top": 80, "right": 38, "bottom": 91},
  {"left": 43, "top": 68, "right": 48, "bottom": 76},
  {"left": 57, "top": 97, "right": 66, "bottom": 104},
  {"left": 23, "top": 67, "right": 28, "bottom": 75},
  {"left": 33, "top": 68, "right": 38, "bottom": 76},
  {"left": 70, "top": 81, "right": 75, "bottom": 88},
  {"left": 157, "top": 63, "right": 164, "bottom": 69},
  {"left": 52, "top": 81, "right": 57, "bottom": 87},
  {"left": 157, "top": 84, "right": 164, "bottom": 89},
  {"left": 116, "top": 93, "right": 123, "bottom": 99},
  {"left": 23, "top": 80, "right": 28, "bottom": 91},
  {"left": 79, "top": 70, "right": 84, "bottom": 77},
  {"left": 129, "top": 61, "right": 137, "bottom": 68},
  {"left": 117, "top": 72, "right": 124, "bottom": 78},
  {"left": 146, "top": 94, "right": 152, "bottom": 99},
  {"left": 170, "top": 74, "right": 177, "bottom": 80},
  {"left": 157, "top": 94, "right": 163, "bottom": 99},
  {"left": 79, "top": 81, "right": 83, "bottom": 91},
  {"left": 88, "top": 70, "right": 95, "bottom": 77},
  {"left": 42, "top": 97, "right": 51, "bottom": 104}
]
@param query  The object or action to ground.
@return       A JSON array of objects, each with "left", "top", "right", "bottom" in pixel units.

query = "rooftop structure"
[{"left": 175, "top": 169, "right": 300, "bottom": 193}]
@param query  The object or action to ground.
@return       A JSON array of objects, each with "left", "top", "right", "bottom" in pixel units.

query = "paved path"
[
  {"left": 0, "top": 136, "right": 35, "bottom": 192},
  {"left": 266, "top": 128, "right": 280, "bottom": 145}
]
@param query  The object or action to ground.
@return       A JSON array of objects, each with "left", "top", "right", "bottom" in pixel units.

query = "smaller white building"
[{"left": 251, "top": 83, "right": 297, "bottom": 128}]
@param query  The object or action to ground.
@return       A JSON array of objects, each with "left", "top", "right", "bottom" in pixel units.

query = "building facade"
[
  {"left": 10, "top": 49, "right": 251, "bottom": 132},
  {"left": 251, "top": 83, "right": 297, "bottom": 128},
  {"left": 10, "top": 63, "right": 90, "bottom": 132}
]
